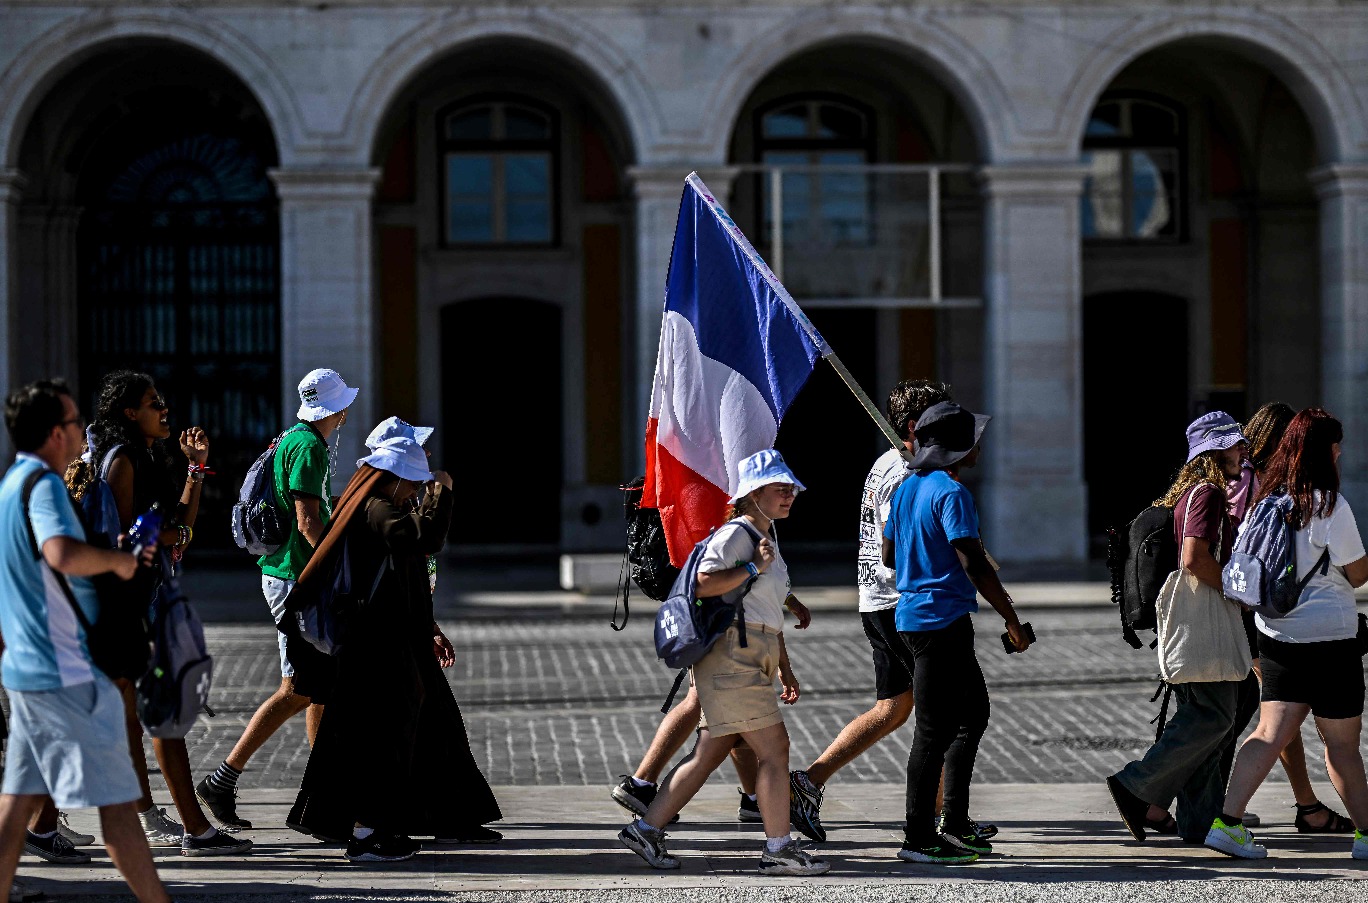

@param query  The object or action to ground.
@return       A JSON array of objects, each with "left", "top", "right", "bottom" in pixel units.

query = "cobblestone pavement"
[{"left": 181, "top": 608, "right": 1355, "bottom": 790}]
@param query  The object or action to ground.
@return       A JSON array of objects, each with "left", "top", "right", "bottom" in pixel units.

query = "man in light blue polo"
[{"left": 0, "top": 379, "right": 169, "bottom": 903}]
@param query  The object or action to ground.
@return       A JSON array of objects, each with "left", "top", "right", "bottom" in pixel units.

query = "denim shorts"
[
  {"left": 262, "top": 575, "right": 297, "bottom": 677},
  {"left": 2, "top": 677, "right": 141, "bottom": 809}
]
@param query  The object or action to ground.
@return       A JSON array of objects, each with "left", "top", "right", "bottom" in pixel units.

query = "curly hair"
[
  {"left": 1252, "top": 408, "right": 1343, "bottom": 529},
  {"left": 1156, "top": 452, "right": 1229, "bottom": 509},
  {"left": 724, "top": 494, "right": 756, "bottom": 522},
  {"left": 1243, "top": 402, "right": 1296, "bottom": 474},
  {"left": 887, "top": 380, "right": 952, "bottom": 442},
  {"left": 66, "top": 370, "right": 174, "bottom": 504}
]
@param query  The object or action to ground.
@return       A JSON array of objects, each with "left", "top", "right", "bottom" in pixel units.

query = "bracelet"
[
  {"left": 744, "top": 561, "right": 760, "bottom": 578},
  {"left": 187, "top": 463, "right": 215, "bottom": 481}
]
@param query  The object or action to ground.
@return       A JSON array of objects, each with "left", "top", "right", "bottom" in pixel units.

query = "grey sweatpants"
[{"left": 1115, "top": 678, "right": 1243, "bottom": 842}]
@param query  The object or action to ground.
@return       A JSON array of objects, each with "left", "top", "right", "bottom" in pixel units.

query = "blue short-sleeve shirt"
[
  {"left": 883, "top": 469, "right": 980, "bottom": 632},
  {"left": 0, "top": 454, "right": 100, "bottom": 690}
]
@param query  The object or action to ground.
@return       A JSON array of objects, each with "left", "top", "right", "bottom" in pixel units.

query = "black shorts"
[
  {"left": 862, "top": 608, "right": 916, "bottom": 700},
  {"left": 1258, "top": 633, "right": 1365, "bottom": 720}
]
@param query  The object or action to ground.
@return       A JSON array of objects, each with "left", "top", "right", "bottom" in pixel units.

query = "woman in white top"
[
  {"left": 1207, "top": 409, "right": 1368, "bottom": 860},
  {"left": 619, "top": 449, "right": 828, "bottom": 877}
]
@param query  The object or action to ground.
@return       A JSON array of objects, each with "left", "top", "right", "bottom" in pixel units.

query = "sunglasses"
[{"left": 144, "top": 396, "right": 168, "bottom": 411}]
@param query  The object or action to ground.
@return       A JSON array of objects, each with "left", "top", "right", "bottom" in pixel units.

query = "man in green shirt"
[{"left": 196, "top": 369, "right": 358, "bottom": 830}]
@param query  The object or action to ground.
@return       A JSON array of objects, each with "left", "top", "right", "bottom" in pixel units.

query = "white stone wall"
[{"left": 2, "top": 2, "right": 1366, "bottom": 561}]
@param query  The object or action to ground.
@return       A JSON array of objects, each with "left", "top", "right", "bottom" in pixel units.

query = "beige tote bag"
[{"left": 1155, "top": 486, "right": 1252, "bottom": 685}]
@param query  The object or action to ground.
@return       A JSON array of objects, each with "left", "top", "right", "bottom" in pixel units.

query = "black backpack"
[
  {"left": 1106, "top": 504, "right": 1176, "bottom": 648},
  {"left": 231, "top": 425, "right": 307, "bottom": 556},
  {"left": 611, "top": 477, "right": 681, "bottom": 632}
]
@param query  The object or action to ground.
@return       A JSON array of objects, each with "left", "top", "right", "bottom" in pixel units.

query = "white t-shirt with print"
[
  {"left": 699, "top": 518, "right": 789, "bottom": 631},
  {"left": 1256, "top": 493, "right": 1367, "bottom": 643},
  {"left": 858, "top": 447, "right": 911, "bottom": 612}
]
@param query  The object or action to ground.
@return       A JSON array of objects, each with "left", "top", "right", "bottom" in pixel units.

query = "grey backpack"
[
  {"left": 231, "top": 425, "right": 306, "bottom": 556},
  {"left": 1222, "top": 491, "right": 1329, "bottom": 619},
  {"left": 136, "top": 551, "right": 213, "bottom": 738}
]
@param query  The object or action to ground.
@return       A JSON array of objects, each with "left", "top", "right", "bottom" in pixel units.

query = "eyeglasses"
[{"left": 59, "top": 416, "right": 84, "bottom": 430}]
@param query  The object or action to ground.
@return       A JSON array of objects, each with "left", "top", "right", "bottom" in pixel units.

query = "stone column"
[
  {"left": 0, "top": 170, "right": 26, "bottom": 404},
  {"left": 269, "top": 167, "right": 381, "bottom": 473},
  {"left": 977, "top": 165, "right": 1090, "bottom": 563},
  {"left": 625, "top": 164, "right": 738, "bottom": 473},
  {"left": 1311, "top": 164, "right": 1368, "bottom": 504}
]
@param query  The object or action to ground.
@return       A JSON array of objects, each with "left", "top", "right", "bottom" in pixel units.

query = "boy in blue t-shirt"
[{"left": 881, "top": 401, "right": 1032, "bottom": 865}]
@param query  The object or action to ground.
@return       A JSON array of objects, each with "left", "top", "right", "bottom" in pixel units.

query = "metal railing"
[{"left": 731, "top": 163, "right": 980, "bottom": 308}]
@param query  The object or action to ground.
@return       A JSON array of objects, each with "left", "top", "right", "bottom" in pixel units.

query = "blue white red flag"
[{"left": 642, "top": 173, "right": 829, "bottom": 566}]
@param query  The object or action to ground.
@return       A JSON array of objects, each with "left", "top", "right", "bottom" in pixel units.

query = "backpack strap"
[
  {"left": 21, "top": 469, "right": 98, "bottom": 637},
  {"left": 724, "top": 520, "right": 767, "bottom": 649},
  {"left": 1295, "top": 548, "right": 1332, "bottom": 595},
  {"left": 98, "top": 443, "right": 126, "bottom": 480},
  {"left": 660, "top": 667, "right": 689, "bottom": 714}
]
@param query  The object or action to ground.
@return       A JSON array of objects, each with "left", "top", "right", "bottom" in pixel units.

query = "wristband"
[{"left": 745, "top": 562, "right": 760, "bottom": 578}]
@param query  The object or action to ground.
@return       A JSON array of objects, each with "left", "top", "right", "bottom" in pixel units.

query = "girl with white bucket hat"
[{"left": 619, "top": 449, "right": 829, "bottom": 877}]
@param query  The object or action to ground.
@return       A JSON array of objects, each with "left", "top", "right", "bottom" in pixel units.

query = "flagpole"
[{"left": 684, "top": 172, "right": 913, "bottom": 464}]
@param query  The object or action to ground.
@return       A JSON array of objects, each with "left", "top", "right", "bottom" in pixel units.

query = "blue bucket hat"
[
  {"left": 365, "top": 416, "right": 434, "bottom": 450},
  {"left": 730, "top": 449, "right": 806, "bottom": 503},
  {"left": 1185, "top": 411, "right": 1246, "bottom": 463}
]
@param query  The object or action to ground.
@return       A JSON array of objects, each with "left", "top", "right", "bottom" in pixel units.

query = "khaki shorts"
[{"left": 691, "top": 624, "right": 783, "bottom": 737}]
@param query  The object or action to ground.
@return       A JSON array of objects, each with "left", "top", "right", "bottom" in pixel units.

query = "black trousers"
[{"left": 899, "top": 613, "right": 990, "bottom": 842}]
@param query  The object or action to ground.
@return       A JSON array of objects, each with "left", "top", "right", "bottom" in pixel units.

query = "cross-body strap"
[{"left": 21, "top": 469, "right": 97, "bottom": 635}]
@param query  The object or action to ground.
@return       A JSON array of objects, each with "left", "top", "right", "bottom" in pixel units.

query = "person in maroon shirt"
[{"left": 1107, "top": 411, "right": 1256, "bottom": 844}]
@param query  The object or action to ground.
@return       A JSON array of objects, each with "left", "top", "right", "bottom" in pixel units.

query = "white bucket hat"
[
  {"left": 297, "top": 368, "right": 359, "bottom": 422},
  {"left": 365, "top": 416, "right": 434, "bottom": 450},
  {"left": 730, "top": 449, "right": 806, "bottom": 503},
  {"left": 357, "top": 436, "right": 433, "bottom": 483}
]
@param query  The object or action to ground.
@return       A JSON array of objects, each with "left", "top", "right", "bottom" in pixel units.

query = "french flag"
[{"left": 642, "top": 173, "right": 830, "bottom": 566}]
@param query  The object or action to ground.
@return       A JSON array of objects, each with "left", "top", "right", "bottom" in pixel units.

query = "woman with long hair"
[
  {"left": 1206, "top": 409, "right": 1368, "bottom": 859},
  {"left": 1235, "top": 402, "right": 1353, "bottom": 833},
  {"left": 67, "top": 370, "right": 251, "bottom": 855},
  {"left": 618, "top": 449, "right": 828, "bottom": 876}
]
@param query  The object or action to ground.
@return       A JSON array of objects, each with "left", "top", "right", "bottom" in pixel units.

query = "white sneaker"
[
  {"left": 1353, "top": 829, "right": 1368, "bottom": 860},
  {"left": 759, "top": 838, "right": 831, "bottom": 876},
  {"left": 57, "top": 810, "right": 95, "bottom": 846},
  {"left": 139, "top": 806, "right": 184, "bottom": 847},
  {"left": 1204, "top": 817, "right": 1266, "bottom": 859}
]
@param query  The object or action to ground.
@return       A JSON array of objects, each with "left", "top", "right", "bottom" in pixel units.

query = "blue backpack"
[
  {"left": 654, "top": 520, "right": 764, "bottom": 671},
  {"left": 81, "top": 444, "right": 126, "bottom": 549},
  {"left": 1223, "top": 491, "right": 1330, "bottom": 619}
]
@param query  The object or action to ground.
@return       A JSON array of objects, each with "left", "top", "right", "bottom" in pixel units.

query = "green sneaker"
[
  {"left": 1353, "top": 829, "right": 1367, "bottom": 860},
  {"left": 1204, "top": 817, "right": 1266, "bottom": 859},
  {"left": 897, "top": 838, "right": 978, "bottom": 865}
]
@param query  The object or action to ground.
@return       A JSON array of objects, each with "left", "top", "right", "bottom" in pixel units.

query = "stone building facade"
[{"left": 1, "top": 1, "right": 1365, "bottom": 560}]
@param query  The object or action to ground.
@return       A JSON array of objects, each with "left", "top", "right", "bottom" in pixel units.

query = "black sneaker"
[
  {"left": 195, "top": 776, "right": 252, "bottom": 830},
  {"left": 611, "top": 775, "right": 679, "bottom": 824},
  {"left": 938, "top": 812, "right": 996, "bottom": 846},
  {"left": 180, "top": 830, "right": 253, "bottom": 857},
  {"left": 897, "top": 838, "right": 978, "bottom": 864},
  {"left": 345, "top": 832, "right": 420, "bottom": 863},
  {"left": 618, "top": 820, "right": 679, "bottom": 870},
  {"left": 611, "top": 775, "right": 655, "bottom": 817},
  {"left": 23, "top": 830, "right": 90, "bottom": 864},
  {"left": 789, "top": 770, "right": 826, "bottom": 842},
  {"left": 943, "top": 830, "right": 992, "bottom": 855},
  {"left": 1106, "top": 774, "right": 1148, "bottom": 842},
  {"left": 737, "top": 788, "right": 763, "bottom": 823}
]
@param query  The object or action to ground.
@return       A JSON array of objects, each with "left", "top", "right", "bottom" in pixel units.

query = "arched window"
[
  {"left": 756, "top": 96, "right": 873, "bottom": 245},
  {"left": 439, "top": 98, "right": 558, "bottom": 245},
  {"left": 1082, "top": 95, "right": 1184, "bottom": 241}
]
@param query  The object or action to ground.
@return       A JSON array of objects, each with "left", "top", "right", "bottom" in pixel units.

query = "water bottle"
[{"left": 129, "top": 502, "right": 162, "bottom": 559}]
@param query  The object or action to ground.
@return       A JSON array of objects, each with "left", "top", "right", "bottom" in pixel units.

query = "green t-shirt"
[{"left": 258, "top": 423, "right": 332, "bottom": 580}]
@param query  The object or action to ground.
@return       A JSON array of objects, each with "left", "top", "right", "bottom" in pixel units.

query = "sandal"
[
  {"left": 1144, "top": 810, "right": 1178, "bottom": 835},
  {"left": 1295, "top": 801, "right": 1355, "bottom": 834}
]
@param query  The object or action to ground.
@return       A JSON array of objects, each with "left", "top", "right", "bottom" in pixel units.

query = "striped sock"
[{"left": 206, "top": 761, "right": 242, "bottom": 794}]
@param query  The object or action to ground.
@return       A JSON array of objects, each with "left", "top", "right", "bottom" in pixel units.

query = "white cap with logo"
[{"left": 297, "top": 369, "right": 359, "bottom": 422}]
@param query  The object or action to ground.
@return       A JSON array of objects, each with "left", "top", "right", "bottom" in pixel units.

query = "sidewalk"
[{"left": 23, "top": 782, "right": 1365, "bottom": 901}]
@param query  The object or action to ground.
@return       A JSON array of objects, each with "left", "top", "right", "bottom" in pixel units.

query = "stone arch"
[
  {"left": 1060, "top": 12, "right": 1360, "bottom": 161},
  {"left": 349, "top": 11, "right": 653, "bottom": 164},
  {"left": 0, "top": 9, "right": 302, "bottom": 169},
  {"left": 705, "top": 12, "right": 1011, "bottom": 163}
]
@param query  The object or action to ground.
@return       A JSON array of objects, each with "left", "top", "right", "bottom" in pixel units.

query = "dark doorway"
[
  {"left": 1083, "top": 292, "right": 1189, "bottom": 554},
  {"left": 773, "top": 307, "right": 883, "bottom": 545},
  {"left": 441, "top": 298, "right": 563, "bottom": 545},
  {"left": 77, "top": 116, "right": 280, "bottom": 549}
]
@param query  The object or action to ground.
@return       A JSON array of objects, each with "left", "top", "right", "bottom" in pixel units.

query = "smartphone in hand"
[{"left": 1002, "top": 621, "right": 1036, "bottom": 654}]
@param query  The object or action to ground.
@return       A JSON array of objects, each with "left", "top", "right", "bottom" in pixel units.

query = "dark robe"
[{"left": 287, "top": 483, "right": 501, "bottom": 838}]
